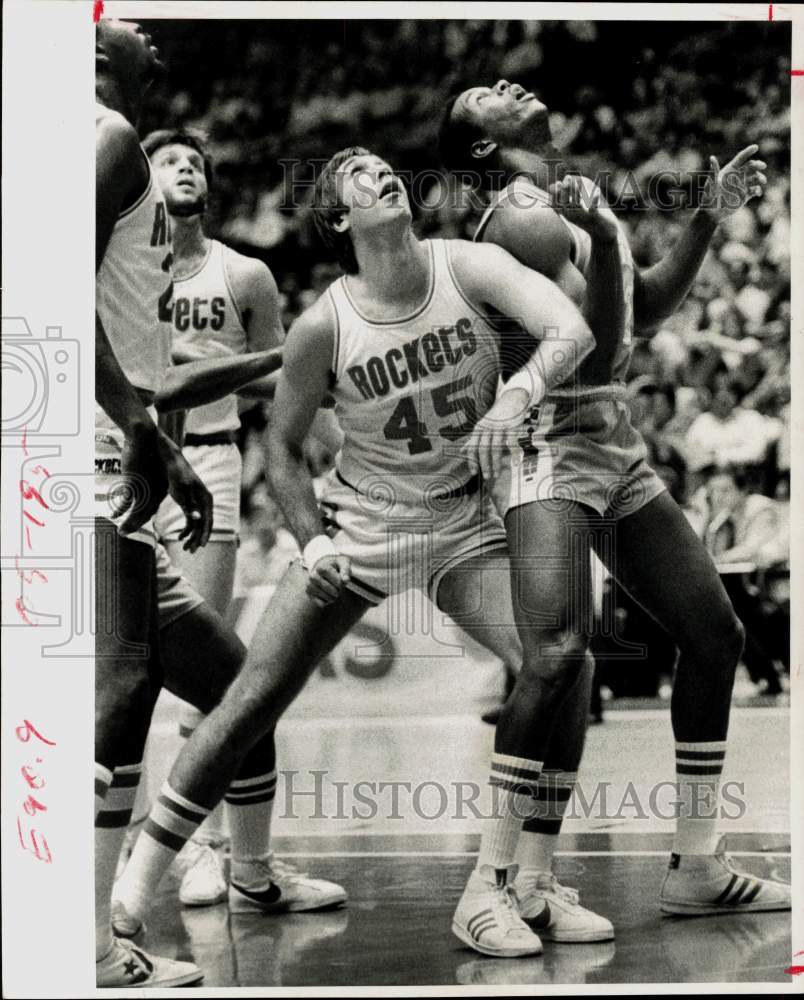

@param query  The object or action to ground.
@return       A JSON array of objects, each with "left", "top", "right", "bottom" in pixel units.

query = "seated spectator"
[{"left": 684, "top": 378, "right": 781, "bottom": 487}]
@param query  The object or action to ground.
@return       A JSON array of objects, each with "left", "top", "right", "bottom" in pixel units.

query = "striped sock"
[
  {"left": 178, "top": 706, "right": 227, "bottom": 848},
  {"left": 115, "top": 780, "right": 210, "bottom": 923},
  {"left": 478, "top": 753, "right": 543, "bottom": 870},
  {"left": 516, "top": 769, "right": 577, "bottom": 873},
  {"left": 95, "top": 764, "right": 141, "bottom": 960},
  {"left": 672, "top": 740, "right": 726, "bottom": 856},
  {"left": 95, "top": 762, "right": 113, "bottom": 820},
  {"left": 227, "top": 771, "right": 277, "bottom": 885}
]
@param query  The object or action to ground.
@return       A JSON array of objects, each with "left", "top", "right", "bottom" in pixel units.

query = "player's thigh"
[
  {"left": 94, "top": 518, "right": 156, "bottom": 661},
  {"left": 223, "top": 562, "right": 374, "bottom": 718},
  {"left": 596, "top": 491, "right": 740, "bottom": 647},
  {"left": 504, "top": 499, "right": 595, "bottom": 634},
  {"left": 163, "top": 538, "right": 237, "bottom": 618},
  {"left": 160, "top": 600, "right": 246, "bottom": 714},
  {"left": 435, "top": 550, "right": 522, "bottom": 667}
]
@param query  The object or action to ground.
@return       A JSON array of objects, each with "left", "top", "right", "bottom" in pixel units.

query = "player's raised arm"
[
  {"left": 450, "top": 240, "right": 595, "bottom": 480},
  {"left": 266, "top": 295, "right": 350, "bottom": 606},
  {"left": 633, "top": 144, "right": 767, "bottom": 333}
]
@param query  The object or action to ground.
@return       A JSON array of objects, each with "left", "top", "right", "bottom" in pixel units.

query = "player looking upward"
[
  {"left": 438, "top": 78, "right": 788, "bottom": 925},
  {"left": 142, "top": 128, "right": 285, "bottom": 906},
  {"left": 109, "top": 146, "right": 598, "bottom": 959}
]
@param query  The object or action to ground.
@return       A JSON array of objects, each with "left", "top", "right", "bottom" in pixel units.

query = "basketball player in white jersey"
[
  {"left": 438, "top": 78, "right": 788, "bottom": 929},
  {"left": 107, "top": 146, "right": 599, "bottom": 960},
  {"left": 95, "top": 18, "right": 209, "bottom": 987},
  {"left": 136, "top": 128, "right": 285, "bottom": 906}
]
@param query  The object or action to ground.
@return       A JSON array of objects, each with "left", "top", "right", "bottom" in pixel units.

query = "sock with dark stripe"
[
  {"left": 672, "top": 741, "right": 726, "bottom": 856},
  {"left": 515, "top": 769, "right": 576, "bottom": 873},
  {"left": 178, "top": 704, "right": 227, "bottom": 848},
  {"left": 95, "top": 763, "right": 141, "bottom": 959},
  {"left": 478, "top": 753, "right": 543, "bottom": 871},
  {"left": 114, "top": 780, "right": 210, "bottom": 924},
  {"left": 95, "top": 762, "right": 113, "bottom": 820},
  {"left": 227, "top": 770, "right": 278, "bottom": 886}
]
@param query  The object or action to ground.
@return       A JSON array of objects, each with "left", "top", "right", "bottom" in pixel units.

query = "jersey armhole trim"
[
  {"left": 117, "top": 155, "right": 153, "bottom": 220},
  {"left": 444, "top": 241, "right": 496, "bottom": 324},
  {"left": 326, "top": 285, "right": 341, "bottom": 383},
  {"left": 221, "top": 244, "right": 248, "bottom": 336}
]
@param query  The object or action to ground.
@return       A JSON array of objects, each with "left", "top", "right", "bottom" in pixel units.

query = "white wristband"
[
  {"left": 302, "top": 534, "right": 338, "bottom": 571},
  {"left": 503, "top": 367, "right": 547, "bottom": 408}
]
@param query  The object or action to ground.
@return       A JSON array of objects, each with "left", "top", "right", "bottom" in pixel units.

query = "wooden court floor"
[{"left": 133, "top": 706, "right": 794, "bottom": 988}]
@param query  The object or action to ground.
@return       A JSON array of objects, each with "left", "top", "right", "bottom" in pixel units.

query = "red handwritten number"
[
  {"left": 20, "top": 480, "right": 50, "bottom": 509},
  {"left": 785, "top": 950, "right": 804, "bottom": 976},
  {"left": 23, "top": 795, "right": 48, "bottom": 816},
  {"left": 17, "top": 818, "right": 52, "bottom": 864},
  {"left": 15, "top": 598, "right": 37, "bottom": 627},
  {"left": 16, "top": 719, "right": 56, "bottom": 745}
]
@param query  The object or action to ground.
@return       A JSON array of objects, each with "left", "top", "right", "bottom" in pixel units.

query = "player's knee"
[
  {"left": 520, "top": 629, "right": 590, "bottom": 688},
  {"left": 96, "top": 663, "right": 152, "bottom": 726}
]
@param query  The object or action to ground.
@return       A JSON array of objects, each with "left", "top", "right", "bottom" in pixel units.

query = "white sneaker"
[
  {"left": 112, "top": 897, "right": 145, "bottom": 939},
  {"left": 179, "top": 843, "right": 228, "bottom": 907},
  {"left": 229, "top": 853, "right": 347, "bottom": 913},
  {"left": 516, "top": 871, "right": 614, "bottom": 942},
  {"left": 660, "top": 845, "right": 792, "bottom": 916},
  {"left": 96, "top": 937, "right": 202, "bottom": 987},
  {"left": 452, "top": 863, "right": 543, "bottom": 958}
]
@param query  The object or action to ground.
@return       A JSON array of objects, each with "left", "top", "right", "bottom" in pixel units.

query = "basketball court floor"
[{"left": 134, "top": 701, "right": 792, "bottom": 987}]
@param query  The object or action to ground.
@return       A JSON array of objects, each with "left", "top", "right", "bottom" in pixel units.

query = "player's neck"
[
  {"left": 170, "top": 216, "right": 209, "bottom": 273},
  {"left": 350, "top": 229, "right": 430, "bottom": 309},
  {"left": 498, "top": 143, "right": 570, "bottom": 190},
  {"left": 95, "top": 75, "right": 147, "bottom": 127}
]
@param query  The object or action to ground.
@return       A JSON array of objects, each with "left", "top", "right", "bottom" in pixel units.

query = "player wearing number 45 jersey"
[
  {"left": 439, "top": 77, "right": 789, "bottom": 938},
  {"left": 95, "top": 145, "right": 601, "bottom": 957}
]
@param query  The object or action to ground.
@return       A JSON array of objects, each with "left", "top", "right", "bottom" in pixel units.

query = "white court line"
[
  {"left": 282, "top": 707, "right": 790, "bottom": 728},
  {"left": 276, "top": 850, "right": 791, "bottom": 859}
]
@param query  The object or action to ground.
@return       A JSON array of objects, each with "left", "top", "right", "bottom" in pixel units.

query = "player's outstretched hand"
[
  {"left": 157, "top": 429, "right": 213, "bottom": 552},
  {"left": 306, "top": 554, "right": 351, "bottom": 607},
  {"left": 115, "top": 422, "right": 169, "bottom": 535},
  {"left": 463, "top": 386, "right": 533, "bottom": 484},
  {"left": 702, "top": 144, "right": 767, "bottom": 222},
  {"left": 549, "top": 174, "right": 618, "bottom": 243}
]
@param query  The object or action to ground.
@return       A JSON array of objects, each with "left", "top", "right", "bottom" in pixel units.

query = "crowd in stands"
[{"left": 143, "top": 19, "right": 791, "bottom": 700}]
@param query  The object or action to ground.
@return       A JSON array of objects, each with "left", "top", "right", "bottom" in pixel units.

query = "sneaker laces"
[
  {"left": 270, "top": 856, "right": 309, "bottom": 882},
  {"left": 520, "top": 872, "right": 580, "bottom": 906},
  {"left": 189, "top": 844, "right": 222, "bottom": 880},
  {"left": 491, "top": 883, "right": 526, "bottom": 933}
]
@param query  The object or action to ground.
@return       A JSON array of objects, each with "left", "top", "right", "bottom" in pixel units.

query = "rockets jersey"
[
  {"left": 328, "top": 239, "right": 501, "bottom": 506},
  {"left": 96, "top": 113, "right": 173, "bottom": 394},
  {"left": 474, "top": 174, "right": 635, "bottom": 388},
  {"left": 172, "top": 239, "right": 249, "bottom": 436}
]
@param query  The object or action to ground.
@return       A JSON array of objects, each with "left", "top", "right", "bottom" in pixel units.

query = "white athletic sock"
[
  {"left": 226, "top": 770, "right": 277, "bottom": 884},
  {"left": 115, "top": 780, "right": 210, "bottom": 922},
  {"left": 95, "top": 762, "right": 113, "bottom": 820},
  {"left": 478, "top": 753, "right": 543, "bottom": 871},
  {"left": 516, "top": 769, "right": 577, "bottom": 874},
  {"left": 178, "top": 704, "right": 227, "bottom": 847},
  {"left": 672, "top": 740, "right": 726, "bottom": 856},
  {"left": 95, "top": 763, "right": 141, "bottom": 960}
]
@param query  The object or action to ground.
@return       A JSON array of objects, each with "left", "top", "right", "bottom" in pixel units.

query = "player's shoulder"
[
  {"left": 221, "top": 243, "right": 280, "bottom": 304},
  {"left": 283, "top": 290, "right": 337, "bottom": 375},
  {"left": 447, "top": 237, "right": 514, "bottom": 281},
  {"left": 95, "top": 104, "right": 139, "bottom": 156}
]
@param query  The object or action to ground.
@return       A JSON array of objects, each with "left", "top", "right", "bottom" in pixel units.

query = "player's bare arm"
[
  {"left": 482, "top": 199, "right": 587, "bottom": 307},
  {"left": 154, "top": 347, "right": 283, "bottom": 412},
  {"left": 266, "top": 295, "right": 350, "bottom": 606},
  {"left": 450, "top": 240, "right": 595, "bottom": 479},
  {"left": 226, "top": 254, "right": 287, "bottom": 398},
  {"left": 633, "top": 144, "right": 767, "bottom": 333}
]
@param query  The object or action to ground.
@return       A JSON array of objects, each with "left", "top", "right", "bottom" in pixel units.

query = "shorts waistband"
[
  {"left": 545, "top": 383, "right": 628, "bottom": 405},
  {"left": 335, "top": 470, "right": 480, "bottom": 502},
  {"left": 183, "top": 431, "right": 238, "bottom": 447}
]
